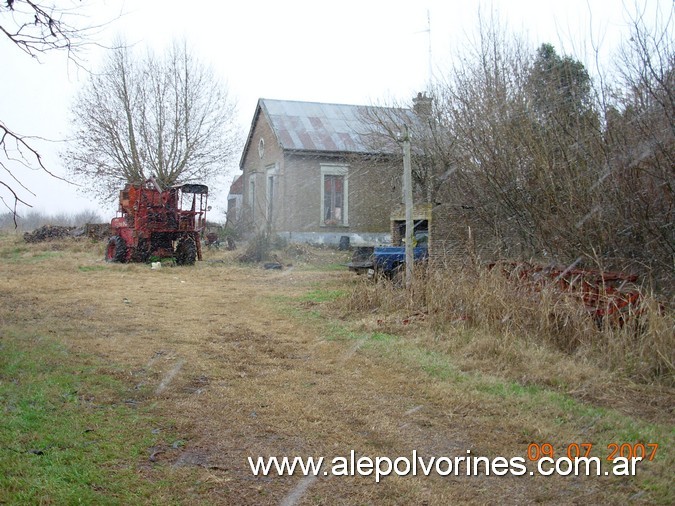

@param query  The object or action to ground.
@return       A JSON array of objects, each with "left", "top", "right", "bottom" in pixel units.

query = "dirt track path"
[{"left": 2, "top": 252, "right": 622, "bottom": 504}]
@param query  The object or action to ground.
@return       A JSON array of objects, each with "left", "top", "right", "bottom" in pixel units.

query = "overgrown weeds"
[
  {"left": 237, "top": 232, "right": 272, "bottom": 263},
  {"left": 343, "top": 261, "right": 674, "bottom": 387}
]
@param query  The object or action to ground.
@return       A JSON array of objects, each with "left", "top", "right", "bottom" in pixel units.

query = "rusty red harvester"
[{"left": 106, "top": 177, "right": 208, "bottom": 265}]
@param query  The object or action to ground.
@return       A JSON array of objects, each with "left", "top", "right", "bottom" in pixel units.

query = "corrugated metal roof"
[{"left": 259, "top": 98, "right": 410, "bottom": 154}]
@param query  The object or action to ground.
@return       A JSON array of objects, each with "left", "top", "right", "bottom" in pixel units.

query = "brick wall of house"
[
  {"left": 275, "top": 153, "right": 319, "bottom": 232},
  {"left": 347, "top": 156, "right": 402, "bottom": 233}
]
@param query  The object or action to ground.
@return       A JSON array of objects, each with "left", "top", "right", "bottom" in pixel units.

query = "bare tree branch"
[
  {"left": 1, "top": 0, "right": 103, "bottom": 224},
  {"left": 1, "top": 0, "right": 103, "bottom": 62}
]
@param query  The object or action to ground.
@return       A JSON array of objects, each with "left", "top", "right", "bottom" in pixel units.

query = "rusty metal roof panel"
[{"left": 260, "top": 98, "right": 410, "bottom": 154}]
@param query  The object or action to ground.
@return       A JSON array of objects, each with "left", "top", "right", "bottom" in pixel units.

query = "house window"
[
  {"left": 258, "top": 138, "right": 265, "bottom": 159},
  {"left": 324, "top": 175, "right": 343, "bottom": 223},
  {"left": 320, "top": 165, "right": 348, "bottom": 226},
  {"left": 266, "top": 164, "right": 277, "bottom": 222},
  {"left": 248, "top": 178, "right": 255, "bottom": 220}
]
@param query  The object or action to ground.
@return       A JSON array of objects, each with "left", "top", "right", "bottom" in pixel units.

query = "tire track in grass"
[
  {"left": 279, "top": 475, "right": 318, "bottom": 506},
  {"left": 155, "top": 358, "right": 185, "bottom": 395}
]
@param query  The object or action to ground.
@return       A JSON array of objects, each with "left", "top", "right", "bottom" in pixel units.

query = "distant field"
[{"left": 0, "top": 234, "right": 672, "bottom": 505}]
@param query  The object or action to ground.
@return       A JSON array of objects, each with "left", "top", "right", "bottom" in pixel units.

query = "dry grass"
[
  {"left": 343, "top": 261, "right": 674, "bottom": 389},
  {"left": 1, "top": 235, "right": 672, "bottom": 504}
]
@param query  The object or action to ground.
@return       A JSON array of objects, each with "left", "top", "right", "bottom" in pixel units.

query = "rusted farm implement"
[
  {"left": 204, "top": 232, "right": 236, "bottom": 251},
  {"left": 489, "top": 261, "right": 644, "bottom": 324}
]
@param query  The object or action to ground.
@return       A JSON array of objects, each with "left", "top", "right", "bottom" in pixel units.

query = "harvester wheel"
[
  {"left": 175, "top": 237, "right": 197, "bottom": 266},
  {"left": 106, "top": 236, "right": 127, "bottom": 263}
]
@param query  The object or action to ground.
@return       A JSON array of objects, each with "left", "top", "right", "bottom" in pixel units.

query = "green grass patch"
[
  {"left": 396, "top": 347, "right": 466, "bottom": 382},
  {"left": 299, "top": 289, "right": 346, "bottom": 303},
  {"left": 0, "top": 332, "right": 168, "bottom": 504},
  {"left": 293, "top": 261, "right": 351, "bottom": 273},
  {"left": 28, "top": 251, "right": 64, "bottom": 262},
  {"left": 0, "top": 247, "right": 62, "bottom": 263},
  {"left": 370, "top": 332, "right": 397, "bottom": 341},
  {"left": 320, "top": 263, "right": 350, "bottom": 271},
  {"left": 318, "top": 321, "right": 398, "bottom": 343},
  {"left": 0, "top": 245, "right": 29, "bottom": 261},
  {"left": 475, "top": 380, "right": 543, "bottom": 398}
]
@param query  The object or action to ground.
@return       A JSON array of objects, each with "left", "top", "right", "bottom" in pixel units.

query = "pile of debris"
[
  {"left": 22, "top": 223, "right": 111, "bottom": 243},
  {"left": 23, "top": 225, "right": 77, "bottom": 243},
  {"left": 83, "top": 223, "right": 110, "bottom": 241},
  {"left": 238, "top": 233, "right": 271, "bottom": 263}
]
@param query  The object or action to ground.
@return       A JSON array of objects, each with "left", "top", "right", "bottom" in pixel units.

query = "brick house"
[
  {"left": 225, "top": 174, "right": 243, "bottom": 227},
  {"left": 238, "top": 98, "right": 413, "bottom": 245}
]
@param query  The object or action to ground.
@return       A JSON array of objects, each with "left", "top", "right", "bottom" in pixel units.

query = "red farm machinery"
[
  {"left": 106, "top": 177, "right": 209, "bottom": 265},
  {"left": 489, "top": 260, "right": 645, "bottom": 325}
]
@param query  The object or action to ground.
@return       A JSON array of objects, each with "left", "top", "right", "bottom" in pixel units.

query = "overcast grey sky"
[{"left": 1, "top": 0, "right": 670, "bottom": 220}]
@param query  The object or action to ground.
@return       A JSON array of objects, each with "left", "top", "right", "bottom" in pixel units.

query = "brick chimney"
[{"left": 412, "top": 92, "right": 433, "bottom": 117}]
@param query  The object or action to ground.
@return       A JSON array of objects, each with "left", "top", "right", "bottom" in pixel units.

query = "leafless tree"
[
  {"left": 1, "top": 0, "right": 96, "bottom": 222},
  {"left": 357, "top": 92, "right": 457, "bottom": 210},
  {"left": 65, "top": 40, "right": 241, "bottom": 201},
  {"left": 601, "top": 2, "right": 674, "bottom": 286},
  {"left": 360, "top": 7, "right": 673, "bottom": 289}
]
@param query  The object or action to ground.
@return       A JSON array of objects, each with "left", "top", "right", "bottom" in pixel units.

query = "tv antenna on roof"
[
  {"left": 426, "top": 9, "right": 432, "bottom": 85},
  {"left": 416, "top": 9, "right": 433, "bottom": 89}
]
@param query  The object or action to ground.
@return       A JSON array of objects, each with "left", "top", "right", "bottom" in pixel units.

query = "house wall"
[
  {"left": 273, "top": 153, "right": 401, "bottom": 245},
  {"left": 276, "top": 153, "right": 320, "bottom": 233},
  {"left": 226, "top": 194, "right": 242, "bottom": 226},
  {"left": 240, "top": 112, "right": 285, "bottom": 233},
  {"left": 348, "top": 155, "right": 403, "bottom": 234}
]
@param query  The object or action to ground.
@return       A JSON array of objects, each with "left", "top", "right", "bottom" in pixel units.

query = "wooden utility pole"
[{"left": 403, "top": 126, "right": 413, "bottom": 290}]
